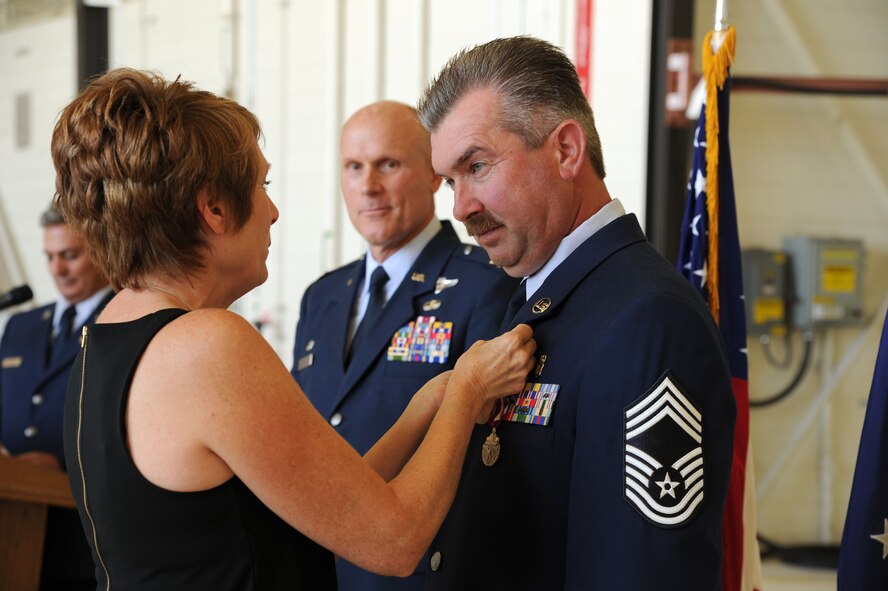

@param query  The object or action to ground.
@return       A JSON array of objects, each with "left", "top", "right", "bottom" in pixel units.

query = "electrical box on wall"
[
  {"left": 783, "top": 237, "right": 865, "bottom": 329},
  {"left": 741, "top": 248, "right": 788, "bottom": 336}
]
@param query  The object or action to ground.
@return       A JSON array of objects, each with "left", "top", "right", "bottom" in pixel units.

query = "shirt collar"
[
  {"left": 524, "top": 199, "right": 626, "bottom": 300},
  {"left": 363, "top": 217, "right": 442, "bottom": 301},
  {"left": 53, "top": 286, "right": 112, "bottom": 333}
]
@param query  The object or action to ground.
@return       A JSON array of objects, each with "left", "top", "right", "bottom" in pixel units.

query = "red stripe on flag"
[
  {"left": 722, "top": 376, "right": 750, "bottom": 591},
  {"left": 574, "top": 0, "right": 594, "bottom": 98}
]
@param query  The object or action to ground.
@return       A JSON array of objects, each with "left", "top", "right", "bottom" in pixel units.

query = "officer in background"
[
  {"left": 291, "top": 100, "right": 518, "bottom": 591},
  {"left": 418, "top": 37, "right": 736, "bottom": 590},
  {"left": 0, "top": 206, "right": 111, "bottom": 590}
]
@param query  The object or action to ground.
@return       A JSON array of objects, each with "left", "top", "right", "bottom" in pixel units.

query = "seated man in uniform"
[
  {"left": 291, "top": 100, "right": 517, "bottom": 591},
  {"left": 0, "top": 205, "right": 112, "bottom": 590},
  {"left": 418, "top": 36, "right": 737, "bottom": 590}
]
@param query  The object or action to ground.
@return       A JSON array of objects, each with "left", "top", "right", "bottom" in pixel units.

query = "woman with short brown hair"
[{"left": 53, "top": 69, "right": 535, "bottom": 589}]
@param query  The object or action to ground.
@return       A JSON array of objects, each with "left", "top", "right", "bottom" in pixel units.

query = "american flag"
[
  {"left": 677, "top": 26, "right": 762, "bottom": 591},
  {"left": 838, "top": 314, "right": 888, "bottom": 588}
]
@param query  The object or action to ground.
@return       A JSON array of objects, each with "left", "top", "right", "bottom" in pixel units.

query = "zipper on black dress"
[{"left": 76, "top": 325, "right": 111, "bottom": 589}]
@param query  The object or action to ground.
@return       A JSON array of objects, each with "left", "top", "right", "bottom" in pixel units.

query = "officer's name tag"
[
  {"left": 1, "top": 356, "right": 22, "bottom": 369},
  {"left": 501, "top": 382, "right": 559, "bottom": 426},
  {"left": 387, "top": 315, "right": 452, "bottom": 364},
  {"left": 296, "top": 353, "right": 313, "bottom": 372}
]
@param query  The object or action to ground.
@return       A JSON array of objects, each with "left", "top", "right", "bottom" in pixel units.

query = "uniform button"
[
  {"left": 31, "top": 393, "right": 44, "bottom": 405},
  {"left": 330, "top": 412, "right": 343, "bottom": 427},
  {"left": 430, "top": 551, "right": 441, "bottom": 571},
  {"left": 306, "top": 339, "right": 315, "bottom": 351},
  {"left": 24, "top": 426, "right": 38, "bottom": 438}
]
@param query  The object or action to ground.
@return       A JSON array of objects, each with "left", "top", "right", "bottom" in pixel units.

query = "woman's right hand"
[{"left": 450, "top": 324, "right": 536, "bottom": 416}]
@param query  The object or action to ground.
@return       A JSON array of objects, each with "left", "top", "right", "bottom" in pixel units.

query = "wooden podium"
[{"left": 0, "top": 454, "right": 76, "bottom": 590}]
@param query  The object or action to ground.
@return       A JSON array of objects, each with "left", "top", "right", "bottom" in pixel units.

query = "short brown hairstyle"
[
  {"left": 418, "top": 36, "right": 605, "bottom": 179},
  {"left": 51, "top": 68, "right": 261, "bottom": 290}
]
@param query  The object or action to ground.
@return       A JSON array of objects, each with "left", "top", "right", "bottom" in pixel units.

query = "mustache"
[{"left": 463, "top": 212, "right": 503, "bottom": 237}]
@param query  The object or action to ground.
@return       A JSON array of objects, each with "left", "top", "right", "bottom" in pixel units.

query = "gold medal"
[{"left": 481, "top": 427, "right": 501, "bottom": 467}]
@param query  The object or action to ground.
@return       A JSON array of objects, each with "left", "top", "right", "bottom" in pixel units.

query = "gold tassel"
[{"left": 701, "top": 25, "right": 736, "bottom": 324}]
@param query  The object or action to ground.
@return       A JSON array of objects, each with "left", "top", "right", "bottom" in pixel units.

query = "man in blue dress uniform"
[
  {"left": 291, "top": 101, "right": 517, "bottom": 590},
  {"left": 1, "top": 206, "right": 112, "bottom": 589},
  {"left": 418, "top": 37, "right": 737, "bottom": 590}
]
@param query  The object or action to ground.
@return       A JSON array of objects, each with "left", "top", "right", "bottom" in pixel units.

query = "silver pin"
[
  {"left": 423, "top": 299, "right": 442, "bottom": 312},
  {"left": 435, "top": 277, "right": 459, "bottom": 294}
]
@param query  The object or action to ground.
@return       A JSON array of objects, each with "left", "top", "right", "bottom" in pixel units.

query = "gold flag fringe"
[{"left": 702, "top": 25, "right": 736, "bottom": 324}]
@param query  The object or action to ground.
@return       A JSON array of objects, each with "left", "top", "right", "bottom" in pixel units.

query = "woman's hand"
[{"left": 450, "top": 324, "right": 536, "bottom": 420}]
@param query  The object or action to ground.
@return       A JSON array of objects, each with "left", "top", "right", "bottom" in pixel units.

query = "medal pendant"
[{"left": 481, "top": 427, "right": 501, "bottom": 467}]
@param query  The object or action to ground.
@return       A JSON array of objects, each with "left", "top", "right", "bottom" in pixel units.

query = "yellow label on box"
[
  {"left": 821, "top": 264, "right": 856, "bottom": 293},
  {"left": 753, "top": 298, "right": 785, "bottom": 325}
]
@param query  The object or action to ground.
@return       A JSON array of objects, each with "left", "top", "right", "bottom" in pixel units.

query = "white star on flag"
[
  {"left": 694, "top": 169, "right": 706, "bottom": 199},
  {"left": 691, "top": 214, "right": 702, "bottom": 237},
  {"left": 693, "top": 261, "right": 708, "bottom": 288},
  {"left": 871, "top": 518, "right": 888, "bottom": 560}
]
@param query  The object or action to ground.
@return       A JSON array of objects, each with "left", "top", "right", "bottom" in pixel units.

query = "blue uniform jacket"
[
  {"left": 425, "top": 214, "right": 736, "bottom": 590},
  {"left": 1, "top": 294, "right": 111, "bottom": 468},
  {"left": 292, "top": 221, "right": 518, "bottom": 591},
  {"left": 0, "top": 292, "right": 112, "bottom": 588}
]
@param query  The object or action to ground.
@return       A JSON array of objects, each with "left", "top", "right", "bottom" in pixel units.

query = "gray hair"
[
  {"left": 39, "top": 206, "right": 65, "bottom": 228},
  {"left": 417, "top": 36, "right": 605, "bottom": 179}
]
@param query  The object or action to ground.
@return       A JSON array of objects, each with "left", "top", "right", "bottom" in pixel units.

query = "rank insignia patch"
[
  {"left": 501, "top": 382, "right": 559, "bottom": 426},
  {"left": 387, "top": 315, "right": 453, "bottom": 364},
  {"left": 623, "top": 371, "right": 704, "bottom": 528}
]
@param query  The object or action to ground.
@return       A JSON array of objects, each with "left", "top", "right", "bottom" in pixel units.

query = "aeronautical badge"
[
  {"left": 623, "top": 371, "right": 704, "bottom": 528},
  {"left": 435, "top": 277, "right": 459, "bottom": 294}
]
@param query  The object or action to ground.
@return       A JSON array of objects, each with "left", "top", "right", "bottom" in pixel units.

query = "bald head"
[
  {"left": 342, "top": 101, "right": 432, "bottom": 161},
  {"left": 340, "top": 100, "right": 442, "bottom": 262}
]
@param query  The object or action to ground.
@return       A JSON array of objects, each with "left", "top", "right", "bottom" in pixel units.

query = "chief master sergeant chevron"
[
  {"left": 290, "top": 100, "right": 518, "bottom": 591},
  {"left": 419, "top": 36, "right": 736, "bottom": 590}
]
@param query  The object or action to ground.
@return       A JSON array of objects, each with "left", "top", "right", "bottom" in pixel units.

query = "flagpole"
[{"left": 712, "top": 0, "right": 731, "bottom": 50}]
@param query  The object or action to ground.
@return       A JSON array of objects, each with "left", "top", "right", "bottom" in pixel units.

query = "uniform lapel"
[
  {"left": 336, "top": 263, "right": 365, "bottom": 367},
  {"left": 335, "top": 224, "right": 460, "bottom": 405},
  {"left": 508, "top": 214, "right": 647, "bottom": 329},
  {"left": 38, "top": 291, "right": 115, "bottom": 390},
  {"left": 3, "top": 305, "right": 56, "bottom": 398},
  {"left": 308, "top": 263, "right": 362, "bottom": 418},
  {"left": 30, "top": 305, "right": 55, "bottom": 370}
]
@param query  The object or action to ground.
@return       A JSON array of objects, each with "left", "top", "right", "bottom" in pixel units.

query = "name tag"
[
  {"left": 1, "top": 356, "right": 22, "bottom": 369},
  {"left": 296, "top": 353, "right": 314, "bottom": 371}
]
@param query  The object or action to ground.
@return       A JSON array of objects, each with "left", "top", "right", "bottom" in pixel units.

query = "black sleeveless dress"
[{"left": 62, "top": 309, "right": 336, "bottom": 590}]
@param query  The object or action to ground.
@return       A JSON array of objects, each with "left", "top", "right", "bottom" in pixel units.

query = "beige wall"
[{"left": 0, "top": 0, "right": 653, "bottom": 361}]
